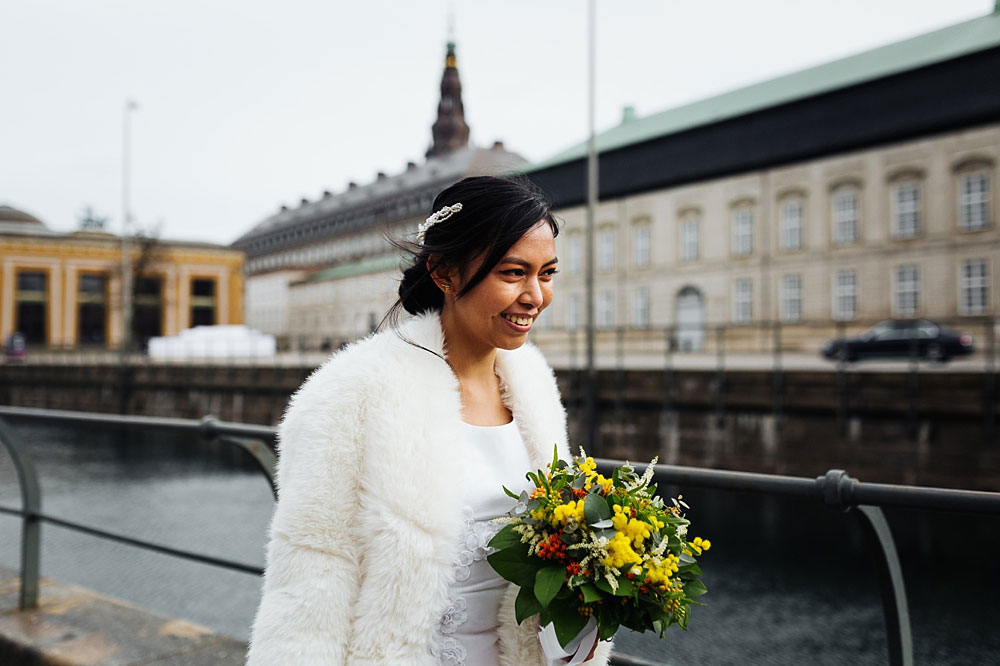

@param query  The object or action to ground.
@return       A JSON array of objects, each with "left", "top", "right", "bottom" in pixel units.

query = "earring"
[{"left": 441, "top": 284, "right": 451, "bottom": 292}]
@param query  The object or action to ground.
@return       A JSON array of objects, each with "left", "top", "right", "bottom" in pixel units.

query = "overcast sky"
[{"left": 1, "top": 0, "right": 991, "bottom": 245}]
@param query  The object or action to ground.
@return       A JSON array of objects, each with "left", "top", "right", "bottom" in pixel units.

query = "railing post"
[
  {"left": 818, "top": 469, "right": 913, "bottom": 666},
  {"left": 0, "top": 418, "right": 42, "bottom": 610},
  {"left": 772, "top": 320, "right": 783, "bottom": 424},
  {"left": 198, "top": 416, "right": 277, "bottom": 498},
  {"left": 985, "top": 316, "right": 996, "bottom": 447},
  {"left": 715, "top": 325, "right": 726, "bottom": 428}
]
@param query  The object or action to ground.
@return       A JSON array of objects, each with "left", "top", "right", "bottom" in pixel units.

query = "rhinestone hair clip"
[{"left": 416, "top": 203, "right": 463, "bottom": 245}]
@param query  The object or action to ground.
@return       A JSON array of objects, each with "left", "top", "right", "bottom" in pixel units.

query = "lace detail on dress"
[{"left": 430, "top": 507, "right": 505, "bottom": 666}]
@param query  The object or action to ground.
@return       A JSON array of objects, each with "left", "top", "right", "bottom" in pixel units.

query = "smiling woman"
[{"left": 247, "top": 176, "right": 611, "bottom": 666}]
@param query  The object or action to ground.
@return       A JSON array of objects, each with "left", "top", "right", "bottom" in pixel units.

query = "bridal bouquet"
[{"left": 487, "top": 448, "right": 710, "bottom": 649}]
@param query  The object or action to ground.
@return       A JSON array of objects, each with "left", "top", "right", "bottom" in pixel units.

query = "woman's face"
[{"left": 442, "top": 220, "right": 558, "bottom": 353}]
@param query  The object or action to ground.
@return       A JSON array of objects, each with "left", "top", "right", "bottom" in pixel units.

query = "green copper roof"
[
  {"left": 527, "top": 11, "right": 1000, "bottom": 172},
  {"left": 298, "top": 254, "right": 404, "bottom": 285}
]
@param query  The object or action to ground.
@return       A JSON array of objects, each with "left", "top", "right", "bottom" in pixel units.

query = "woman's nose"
[{"left": 520, "top": 276, "right": 543, "bottom": 307}]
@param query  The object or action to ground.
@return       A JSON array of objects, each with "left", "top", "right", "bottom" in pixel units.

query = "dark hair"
[{"left": 382, "top": 175, "right": 558, "bottom": 329}]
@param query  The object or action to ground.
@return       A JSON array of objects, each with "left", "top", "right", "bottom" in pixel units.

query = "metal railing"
[
  {"left": 1, "top": 406, "right": 999, "bottom": 666},
  {"left": 0, "top": 406, "right": 277, "bottom": 610}
]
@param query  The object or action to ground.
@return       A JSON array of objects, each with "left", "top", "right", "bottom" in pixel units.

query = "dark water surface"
[{"left": 0, "top": 423, "right": 997, "bottom": 665}]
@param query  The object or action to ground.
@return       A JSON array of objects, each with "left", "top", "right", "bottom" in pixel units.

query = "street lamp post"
[
  {"left": 584, "top": 0, "right": 599, "bottom": 454},
  {"left": 120, "top": 99, "right": 138, "bottom": 356}
]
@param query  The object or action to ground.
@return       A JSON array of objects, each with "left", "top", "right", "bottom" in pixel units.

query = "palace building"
[
  {"left": 525, "top": 8, "right": 1000, "bottom": 359},
  {"left": 0, "top": 205, "right": 244, "bottom": 350},
  {"left": 232, "top": 41, "right": 526, "bottom": 349}
]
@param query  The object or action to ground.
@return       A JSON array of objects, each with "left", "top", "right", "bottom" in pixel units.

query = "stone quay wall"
[{"left": 1, "top": 362, "right": 996, "bottom": 491}]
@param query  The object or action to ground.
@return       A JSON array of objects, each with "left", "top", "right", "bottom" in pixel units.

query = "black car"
[{"left": 821, "top": 320, "right": 974, "bottom": 363}]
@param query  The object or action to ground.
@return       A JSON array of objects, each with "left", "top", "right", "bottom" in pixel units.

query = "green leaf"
[
  {"left": 684, "top": 579, "right": 708, "bottom": 598},
  {"left": 487, "top": 544, "right": 537, "bottom": 587},
  {"left": 677, "top": 606, "right": 690, "bottom": 630},
  {"left": 590, "top": 518, "right": 613, "bottom": 529},
  {"left": 488, "top": 524, "right": 521, "bottom": 550},
  {"left": 534, "top": 565, "right": 566, "bottom": 609},
  {"left": 552, "top": 443, "right": 560, "bottom": 472},
  {"left": 502, "top": 485, "right": 520, "bottom": 500},
  {"left": 550, "top": 603, "right": 589, "bottom": 649},
  {"left": 598, "top": 617, "right": 619, "bottom": 641},
  {"left": 613, "top": 575, "right": 635, "bottom": 597},
  {"left": 583, "top": 493, "right": 611, "bottom": 526},
  {"left": 579, "top": 582, "right": 602, "bottom": 603},
  {"left": 594, "top": 577, "right": 614, "bottom": 595},
  {"left": 515, "top": 585, "right": 542, "bottom": 624}
]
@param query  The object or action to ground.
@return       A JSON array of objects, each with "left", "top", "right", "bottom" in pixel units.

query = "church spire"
[{"left": 426, "top": 38, "right": 470, "bottom": 159}]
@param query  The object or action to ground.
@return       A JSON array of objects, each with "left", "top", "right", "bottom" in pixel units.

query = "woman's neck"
[{"left": 440, "top": 311, "right": 510, "bottom": 425}]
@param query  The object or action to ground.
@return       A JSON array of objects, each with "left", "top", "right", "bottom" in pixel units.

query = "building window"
[
  {"left": 681, "top": 217, "right": 699, "bottom": 261},
  {"left": 779, "top": 199, "right": 803, "bottom": 250},
  {"left": 959, "top": 172, "right": 990, "bottom": 231},
  {"left": 567, "top": 235, "right": 583, "bottom": 275},
  {"left": 833, "top": 270, "right": 857, "bottom": 320},
  {"left": 732, "top": 278, "right": 752, "bottom": 323},
  {"left": 567, "top": 293, "right": 582, "bottom": 331},
  {"left": 892, "top": 183, "right": 920, "bottom": 239},
  {"left": 961, "top": 259, "right": 989, "bottom": 315},
  {"left": 895, "top": 265, "right": 920, "bottom": 317},
  {"left": 731, "top": 208, "right": 753, "bottom": 257},
  {"left": 15, "top": 271, "right": 47, "bottom": 345},
  {"left": 632, "top": 225, "right": 650, "bottom": 268},
  {"left": 191, "top": 278, "right": 217, "bottom": 327},
  {"left": 134, "top": 276, "right": 164, "bottom": 346},
  {"left": 597, "top": 229, "right": 615, "bottom": 272},
  {"left": 78, "top": 274, "right": 108, "bottom": 345},
  {"left": 632, "top": 287, "right": 650, "bottom": 328},
  {"left": 780, "top": 274, "right": 802, "bottom": 323},
  {"left": 597, "top": 290, "right": 615, "bottom": 329},
  {"left": 832, "top": 186, "right": 859, "bottom": 244}
]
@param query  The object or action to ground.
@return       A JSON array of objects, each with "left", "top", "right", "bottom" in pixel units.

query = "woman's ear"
[{"left": 427, "top": 256, "right": 456, "bottom": 293}]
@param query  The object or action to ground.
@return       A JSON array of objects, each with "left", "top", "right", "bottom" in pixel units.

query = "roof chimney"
[
  {"left": 621, "top": 106, "right": 637, "bottom": 124},
  {"left": 407, "top": 161, "right": 417, "bottom": 170},
  {"left": 492, "top": 140, "right": 505, "bottom": 151},
  {"left": 376, "top": 171, "right": 387, "bottom": 180},
  {"left": 348, "top": 182, "right": 358, "bottom": 190}
]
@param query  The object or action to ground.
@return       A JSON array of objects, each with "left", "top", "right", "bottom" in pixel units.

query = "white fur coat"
[{"left": 247, "top": 312, "right": 612, "bottom": 666}]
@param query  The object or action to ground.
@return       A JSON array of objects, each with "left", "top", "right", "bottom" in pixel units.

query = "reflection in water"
[{"left": 0, "top": 424, "right": 997, "bottom": 664}]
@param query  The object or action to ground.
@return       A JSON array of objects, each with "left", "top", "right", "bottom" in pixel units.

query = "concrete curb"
[{"left": 0, "top": 565, "right": 246, "bottom": 665}]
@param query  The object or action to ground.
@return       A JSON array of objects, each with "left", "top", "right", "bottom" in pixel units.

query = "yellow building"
[{"left": 0, "top": 205, "right": 244, "bottom": 350}]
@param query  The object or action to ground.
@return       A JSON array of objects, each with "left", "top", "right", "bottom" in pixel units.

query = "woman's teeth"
[{"left": 502, "top": 313, "right": 532, "bottom": 326}]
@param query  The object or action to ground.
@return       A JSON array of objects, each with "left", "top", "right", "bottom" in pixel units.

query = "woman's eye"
[{"left": 502, "top": 269, "right": 525, "bottom": 277}]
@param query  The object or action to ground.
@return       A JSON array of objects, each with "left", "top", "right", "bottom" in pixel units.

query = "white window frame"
[
  {"left": 732, "top": 278, "right": 753, "bottom": 323},
  {"left": 780, "top": 274, "right": 802, "bottom": 323},
  {"left": 632, "top": 225, "right": 651, "bottom": 268},
  {"left": 597, "top": 229, "right": 616, "bottom": 272},
  {"left": 596, "top": 290, "right": 615, "bottom": 329},
  {"left": 779, "top": 199, "right": 803, "bottom": 251},
  {"left": 833, "top": 270, "right": 857, "bottom": 321},
  {"left": 731, "top": 208, "right": 753, "bottom": 257},
  {"left": 681, "top": 217, "right": 699, "bottom": 261},
  {"left": 832, "top": 187, "right": 859, "bottom": 245},
  {"left": 895, "top": 265, "right": 920, "bottom": 317},
  {"left": 567, "top": 235, "right": 583, "bottom": 275},
  {"left": 892, "top": 182, "right": 920, "bottom": 239},
  {"left": 961, "top": 259, "right": 989, "bottom": 315},
  {"left": 632, "top": 286, "right": 650, "bottom": 329},
  {"left": 959, "top": 171, "right": 991, "bottom": 231},
  {"left": 567, "top": 293, "right": 582, "bottom": 330}
]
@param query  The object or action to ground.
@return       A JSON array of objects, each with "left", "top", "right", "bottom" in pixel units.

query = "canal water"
[{"left": 0, "top": 422, "right": 997, "bottom": 665}]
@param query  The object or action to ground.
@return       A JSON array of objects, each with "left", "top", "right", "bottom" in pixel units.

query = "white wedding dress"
[{"left": 429, "top": 419, "right": 534, "bottom": 666}]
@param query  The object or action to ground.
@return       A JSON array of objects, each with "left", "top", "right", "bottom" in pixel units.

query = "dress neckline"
[{"left": 461, "top": 418, "right": 517, "bottom": 430}]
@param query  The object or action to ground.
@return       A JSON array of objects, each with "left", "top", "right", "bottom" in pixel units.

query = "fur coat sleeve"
[{"left": 246, "top": 312, "right": 612, "bottom": 666}]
